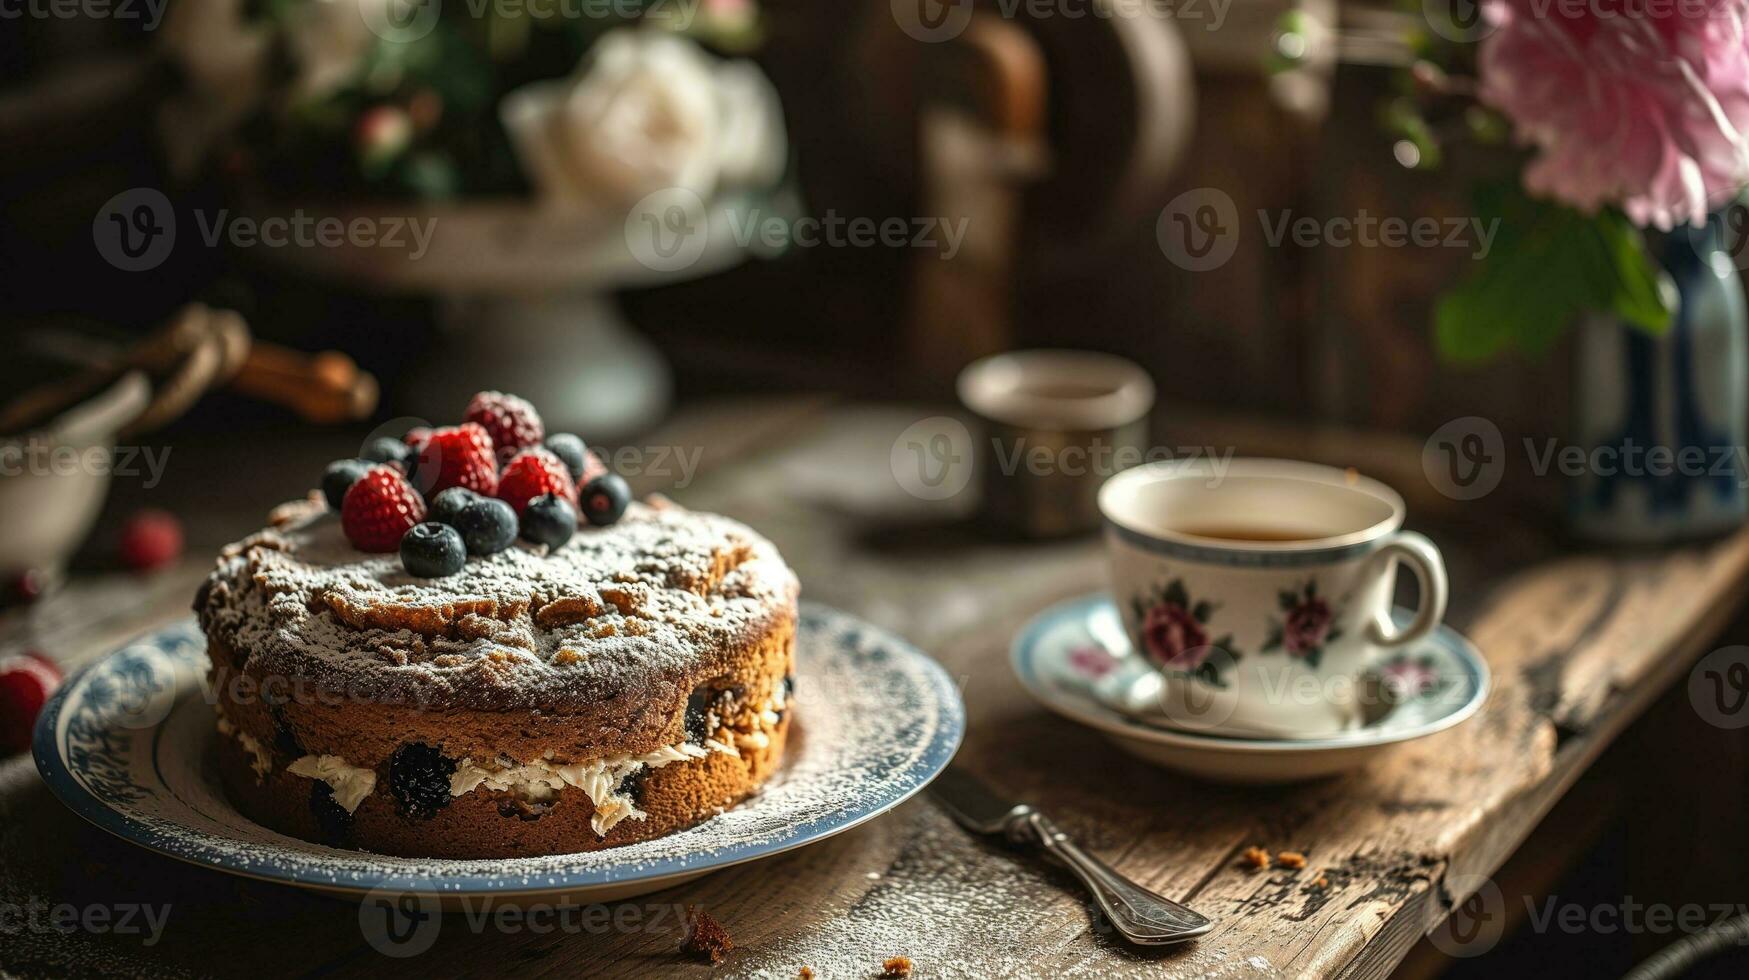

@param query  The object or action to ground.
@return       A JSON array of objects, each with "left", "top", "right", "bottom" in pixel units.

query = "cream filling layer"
[
  {"left": 215, "top": 711, "right": 271, "bottom": 782},
  {"left": 450, "top": 742, "right": 713, "bottom": 836},
  {"left": 288, "top": 755, "right": 378, "bottom": 813},
  {"left": 215, "top": 686, "right": 789, "bottom": 833}
]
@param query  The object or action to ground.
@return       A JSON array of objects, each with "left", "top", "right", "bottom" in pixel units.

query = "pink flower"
[
  {"left": 1478, "top": 0, "right": 1749, "bottom": 229},
  {"left": 1282, "top": 597, "right": 1333, "bottom": 657},
  {"left": 1142, "top": 603, "right": 1210, "bottom": 670}
]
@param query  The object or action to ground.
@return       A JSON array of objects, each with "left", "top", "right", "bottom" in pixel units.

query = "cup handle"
[{"left": 1365, "top": 531, "right": 1448, "bottom": 649}]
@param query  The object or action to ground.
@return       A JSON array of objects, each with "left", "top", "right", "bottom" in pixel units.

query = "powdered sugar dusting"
[{"left": 199, "top": 500, "right": 798, "bottom": 711}]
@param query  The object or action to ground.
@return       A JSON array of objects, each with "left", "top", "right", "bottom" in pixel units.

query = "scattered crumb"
[
  {"left": 866, "top": 871, "right": 882, "bottom": 880},
  {"left": 1313, "top": 875, "right": 1329, "bottom": 890},
  {"left": 1276, "top": 851, "right": 1307, "bottom": 870},
  {"left": 798, "top": 968, "right": 815, "bottom": 980},
  {"left": 1239, "top": 846, "right": 1271, "bottom": 870},
  {"left": 882, "top": 955, "right": 913, "bottom": 977},
  {"left": 680, "top": 906, "right": 733, "bottom": 964}
]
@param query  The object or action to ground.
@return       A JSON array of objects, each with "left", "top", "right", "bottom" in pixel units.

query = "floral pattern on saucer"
[
  {"left": 1260, "top": 579, "right": 1344, "bottom": 669},
  {"left": 1377, "top": 651, "right": 1450, "bottom": 701}
]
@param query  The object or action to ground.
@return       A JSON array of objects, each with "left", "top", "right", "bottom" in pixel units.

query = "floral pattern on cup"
[
  {"left": 1130, "top": 580, "right": 1238, "bottom": 688},
  {"left": 1261, "top": 580, "right": 1344, "bottom": 670}
]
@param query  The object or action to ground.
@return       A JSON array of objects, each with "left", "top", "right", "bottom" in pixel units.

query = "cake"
[{"left": 195, "top": 393, "right": 798, "bottom": 858}]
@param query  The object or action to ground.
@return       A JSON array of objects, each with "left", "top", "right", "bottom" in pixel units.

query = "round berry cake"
[{"left": 197, "top": 395, "right": 798, "bottom": 858}]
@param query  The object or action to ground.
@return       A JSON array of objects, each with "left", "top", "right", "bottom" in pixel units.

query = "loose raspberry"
[
  {"left": 403, "top": 426, "right": 432, "bottom": 453},
  {"left": 496, "top": 447, "right": 576, "bottom": 514},
  {"left": 0, "top": 653, "right": 61, "bottom": 753},
  {"left": 119, "top": 510, "right": 184, "bottom": 571},
  {"left": 342, "top": 465, "right": 427, "bottom": 552},
  {"left": 410, "top": 422, "right": 498, "bottom": 497},
  {"left": 466, "top": 391, "right": 544, "bottom": 459}
]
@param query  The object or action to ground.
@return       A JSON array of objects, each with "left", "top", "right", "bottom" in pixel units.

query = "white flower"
[{"left": 501, "top": 29, "right": 786, "bottom": 208}]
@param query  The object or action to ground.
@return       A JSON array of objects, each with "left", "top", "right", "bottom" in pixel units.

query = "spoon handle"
[{"left": 1018, "top": 810, "right": 1214, "bottom": 945}]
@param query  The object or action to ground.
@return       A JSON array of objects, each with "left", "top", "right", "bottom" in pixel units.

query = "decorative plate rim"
[
  {"left": 1011, "top": 592, "right": 1489, "bottom": 753},
  {"left": 33, "top": 602, "right": 965, "bottom": 895}
]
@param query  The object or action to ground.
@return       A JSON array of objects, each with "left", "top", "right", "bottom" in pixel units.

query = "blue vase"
[{"left": 1569, "top": 213, "right": 1749, "bottom": 543}]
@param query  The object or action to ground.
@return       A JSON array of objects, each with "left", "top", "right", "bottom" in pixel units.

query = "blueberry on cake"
[{"left": 197, "top": 393, "right": 798, "bottom": 858}]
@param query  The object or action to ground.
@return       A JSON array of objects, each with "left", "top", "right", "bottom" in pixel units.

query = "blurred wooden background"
[{"left": 0, "top": 0, "right": 1602, "bottom": 446}]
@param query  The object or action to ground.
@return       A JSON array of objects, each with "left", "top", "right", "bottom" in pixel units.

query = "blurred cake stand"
[{"left": 243, "top": 189, "right": 775, "bottom": 439}]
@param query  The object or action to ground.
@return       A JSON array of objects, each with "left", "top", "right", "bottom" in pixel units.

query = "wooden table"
[{"left": 4, "top": 398, "right": 1748, "bottom": 978}]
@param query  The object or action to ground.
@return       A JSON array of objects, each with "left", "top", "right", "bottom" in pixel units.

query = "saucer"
[
  {"left": 34, "top": 604, "right": 964, "bottom": 902},
  {"left": 1010, "top": 593, "right": 1489, "bottom": 783}
]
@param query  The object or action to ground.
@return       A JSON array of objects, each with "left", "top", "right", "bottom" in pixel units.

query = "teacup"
[{"left": 1098, "top": 458, "right": 1448, "bottom": 738}]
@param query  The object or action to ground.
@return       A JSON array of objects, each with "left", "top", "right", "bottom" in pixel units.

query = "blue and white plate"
[
  {"left": 1012, "top": 593, "right": 1488, "bottom": 783},
  {"left": 34, "top": 603, "right": 964, "bottom": 902}
]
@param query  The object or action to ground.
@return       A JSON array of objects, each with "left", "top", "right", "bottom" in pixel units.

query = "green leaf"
[
  {"left": 1163, "top": 580, "right": 1190, "bottom": 610},
  {"left": 1195, "top": 662, "right": 1226, "bottom": 689},
  {"left": 1435, "top": 183, "right": 1671, "bottom": 364},
  {"left": 1214, "top": 635, "right": 1237, "bottom": 661}
]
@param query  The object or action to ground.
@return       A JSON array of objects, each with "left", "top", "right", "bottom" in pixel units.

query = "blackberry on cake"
[
  {"left": 580, "top": 473, "right": 632, "bottom": 526},
  {"left": 322, "top": 458, "right": 370, "bottom": 510},
  {"left": 362, "top": 436, "right": 415, "bottom": 469},
  {"left": 520, "top": 493, "right": 577, "bottom": 549},
  {"left": 427, "top": 486, "right": 481, "bottom": 528},
  {"left": 452, "top": 495, "right": 518, "bottom": 556},
  {"left": 399, "top": 522, "right": 466, "bottom": 578},
  {"left": 544, "top": 433, "right": 591, "bottom": 481}
]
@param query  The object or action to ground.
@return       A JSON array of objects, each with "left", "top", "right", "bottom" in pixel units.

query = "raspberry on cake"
[
  {"left": 411, "top": 422, "right": 499, "bottom": 497},
  {"left": 199, "top": 493, "right": 798, "bottom": 858},
  {"left": 466, "top": 390, "right": 545, "bottom": 459},
  {"left": 497, "top": 447, "right": 576, "bottom": 513},
  {"left": 340, "top": 466, "right": 426, "bottom": 553}
]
